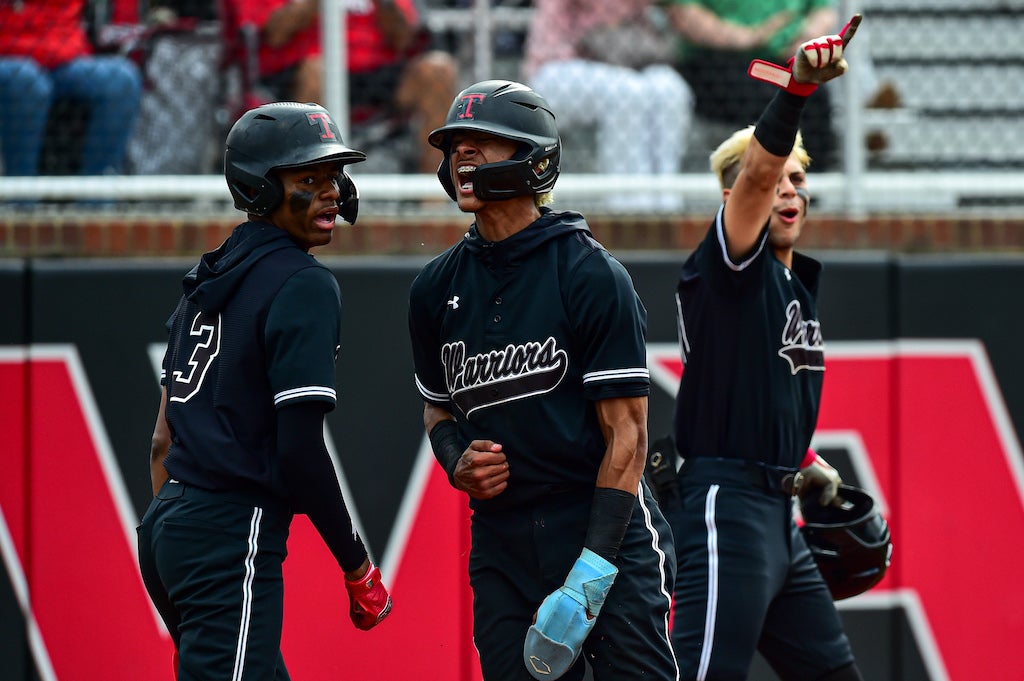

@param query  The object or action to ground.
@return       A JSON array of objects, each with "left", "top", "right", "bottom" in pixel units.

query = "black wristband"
[
  {"left": 584, "top": 487, "right": 636, "bottom": 563},
  {"left": 753, "top": 90, "right": 807, "bottom": 158},
  {"left": 428, "top": 419, "right": 463, "bottom": 487}
]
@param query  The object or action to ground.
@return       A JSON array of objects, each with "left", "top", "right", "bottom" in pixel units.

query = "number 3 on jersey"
[{"left": 169, "top": 311, "right": 222, "bottom": 403}]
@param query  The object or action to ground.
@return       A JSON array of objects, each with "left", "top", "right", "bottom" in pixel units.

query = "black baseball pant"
[
  {"left": 137, "top": 479, "right": 293, "bottom": 681},
  {"left": 469, "top": 480, "right": 678, "bottom": 680},
  {"left": 668, "top": 459, "right": 856, "bottom": 681}
]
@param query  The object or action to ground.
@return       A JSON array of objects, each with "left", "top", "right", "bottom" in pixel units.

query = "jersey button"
[
  {"left": 493, "top": 314, "right": 501, "bottom": 323},
  {"left": 494, "top": 297, "right": 502, "bottom": 305}
]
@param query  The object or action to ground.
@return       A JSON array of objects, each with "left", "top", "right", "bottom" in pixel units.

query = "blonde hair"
[
  {"left": 534, "top": 158, "right": 554, "bottom": 206},
  {"left": 710, "top": 125, "right": 811, "bottom": 190}
]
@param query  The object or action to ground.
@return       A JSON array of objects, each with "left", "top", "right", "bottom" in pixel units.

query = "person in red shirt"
[
  {"left": 0, "top": 0, "right": 142, "bottom": 176},
  {"left": 230, "top": 0, "right": 458, "bottom": 174}
]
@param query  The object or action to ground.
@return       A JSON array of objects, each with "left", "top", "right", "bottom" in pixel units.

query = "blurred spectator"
[
  {"left": 0, "top": 0, "right": 142, "bottom": 176},
  {"left": 523, "top": 0, "right": 694, "bottom": 212},
  {"left": 667, "top": 0, "right": 840, "bottom": 170},
  {"left": 229, "top": 0, "right": 458, "bottom": 174},
  {"left": 106, "top": 1, "right": 226, "bottom": 175}
]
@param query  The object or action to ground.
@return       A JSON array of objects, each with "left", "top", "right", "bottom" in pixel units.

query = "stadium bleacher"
[
  {"left": 862, "top": 0, "right": 1024, "bottom": 169},
  {"left": 1, "top": 0, "right": 1024, "bottom": 224}
]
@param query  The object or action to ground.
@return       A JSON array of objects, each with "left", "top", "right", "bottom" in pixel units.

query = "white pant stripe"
[
  {"left": 232, "top": 506, "right": 263, "bottom": 681},
  {"left": 636, "top": 481, "right": 682, "bottom": 680},
  {"left": 696, "top": 485, "right": 720, "bottom": 681}
]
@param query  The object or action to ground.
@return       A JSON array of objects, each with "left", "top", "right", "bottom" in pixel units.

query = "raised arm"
[{"left": 724, "top": 14, "right": 861, "bottom": 260}]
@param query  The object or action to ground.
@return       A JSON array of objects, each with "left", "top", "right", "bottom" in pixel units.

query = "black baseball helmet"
[
  {"left": 428, "top": 80, "right": 560, "bottom": 201},
  {"left": 800, "top": 484, "right": 893, "bottom": 601},
  {"left": 225, "top": 102, "right": 366, "bottom": 222}
]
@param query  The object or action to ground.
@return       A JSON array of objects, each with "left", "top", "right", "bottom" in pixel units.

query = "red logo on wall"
[
  {"left": 0, "top": 346, "right": 478, "bottom": 681},
  {"left": 2, "top": 341, "right": 1023, "bottom": 680}
]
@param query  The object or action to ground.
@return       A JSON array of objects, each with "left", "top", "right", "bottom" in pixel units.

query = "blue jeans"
[{"left": 0, "top": 56, "right": 142, "bottom": 175}]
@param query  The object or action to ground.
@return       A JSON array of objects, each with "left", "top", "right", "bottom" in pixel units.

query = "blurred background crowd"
[{"left": 0, "top": 0, "right": 1022, "bottom": 223}]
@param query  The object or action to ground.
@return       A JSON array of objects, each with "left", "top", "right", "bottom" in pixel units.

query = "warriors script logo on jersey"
[
  {"left": 778, "top": 299, "right": 824, "bottom": 374},
  {"left": 441, "top": 337, "right": 568, "bottom": 417}
]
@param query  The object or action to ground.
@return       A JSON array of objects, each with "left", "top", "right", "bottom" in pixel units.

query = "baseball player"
[
  {"left": 407, "top": 80, "right": 677, "bottom": 680},
  {"left": 137, "top": 102, "right": 392, "bottom": 680},
  {"left": 666, "top": 16, "right": 866, "bottom": 681}
]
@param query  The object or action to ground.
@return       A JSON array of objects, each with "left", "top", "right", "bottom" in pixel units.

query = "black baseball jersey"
[
  {"left": 673, "top": 206, "right": 825, "bottom": 468},
  {"left": 161, "top": 221, "right": 342, "bottom": 496},
  {"left": 408, "top": 207, "right": 651, "bottom": 510}
]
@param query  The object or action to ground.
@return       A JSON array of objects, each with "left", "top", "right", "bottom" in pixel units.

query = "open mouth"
[
  {"left": 314, "top": 208, "right": 338, "bottom": 229},
  {"left": 456, "top": 165, "right": 476, "bottom": 194},
  {"left": 777, "top": 206, "right": 801, "bottom": 223}
]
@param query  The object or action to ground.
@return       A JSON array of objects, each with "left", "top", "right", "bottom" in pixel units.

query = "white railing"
[
  {"left": 3, "top": 1, "right": 1023, "bottom": 219},
  {"left": 2, "top": 171, "right": 1021, "bottom": 216}
]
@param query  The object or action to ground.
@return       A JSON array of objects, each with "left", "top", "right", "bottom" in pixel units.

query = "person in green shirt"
[{"left": 668, "top": 0, "right": 840, "bottom": 169}]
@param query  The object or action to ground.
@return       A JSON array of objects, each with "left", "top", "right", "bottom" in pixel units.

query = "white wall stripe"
[
  {"left": 30, "top": 344, "right": 169, "bottom": 637},
  {"left": 381, "top": 434, "right": 437, "bottom": 583},
  {"left": 0, "top": 502, "right": 58, "bottom": 681}
]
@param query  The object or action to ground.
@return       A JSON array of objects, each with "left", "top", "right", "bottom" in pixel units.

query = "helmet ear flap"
[
  {"left": 336, "top": 170, "right": 359, "bottom": 225},
  {"left": 226, "top": 164, "right": 281, "bottom": 216},
  {"left": 437, "top": 158, "right": 457, "bottom": 201}
]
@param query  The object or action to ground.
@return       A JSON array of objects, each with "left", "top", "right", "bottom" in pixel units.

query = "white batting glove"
[
  {"left": 793, "top": 449, "right": 842, "bottom": 506},
  {"left": 748, "top": 14, "right": 862, "bottom": 96}
]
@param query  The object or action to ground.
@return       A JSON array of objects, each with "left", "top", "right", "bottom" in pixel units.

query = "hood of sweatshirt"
[
  {"left": 183, "top": 221, "right": 299, "bottom": 313},
  {"left": 461, "top": 207, "right": 591, "bottom": 276}
]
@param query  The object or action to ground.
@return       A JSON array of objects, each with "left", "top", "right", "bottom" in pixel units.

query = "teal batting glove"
[{"left": 523, "top": 548, "right": 618, "bottom": 679}]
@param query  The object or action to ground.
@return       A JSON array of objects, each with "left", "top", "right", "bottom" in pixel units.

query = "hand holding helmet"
[{"left": 793, "top": 449, "right": 842, "bottom": 506}]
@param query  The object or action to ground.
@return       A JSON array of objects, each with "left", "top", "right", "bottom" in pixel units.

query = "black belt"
[
  {"left": 680, "top": 457, "right": 799, "bottom": 496},
  {"left": 160, "top": 479, "right": 291, "bottom": 514}
]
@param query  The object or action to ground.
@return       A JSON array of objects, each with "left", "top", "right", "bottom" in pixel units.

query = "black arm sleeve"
[{"left": 278, "top": 401, "right": 367, "bottom": 573}]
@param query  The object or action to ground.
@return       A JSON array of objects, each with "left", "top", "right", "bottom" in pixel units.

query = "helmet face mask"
[
  {"left": 429, "top": 80, "right": 561, "bottom": 202},
  {"left": 225, "top": 102, "right": 366, "bottom": 221},
  {"left": 800, "top": 484, "right": 893, "bottom": 600}
]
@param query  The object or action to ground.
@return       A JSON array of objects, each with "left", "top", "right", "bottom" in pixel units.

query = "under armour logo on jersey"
[{"left": 447, "top": 296, "right": 460, "bottom": 310}]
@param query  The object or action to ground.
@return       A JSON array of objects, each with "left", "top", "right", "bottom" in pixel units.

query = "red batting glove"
[
  {"left": 748, "top": 14, "right": 862, "bottom": 96},
  {"left": 344, "top": 563, "right": 393, "bottom": 630}
]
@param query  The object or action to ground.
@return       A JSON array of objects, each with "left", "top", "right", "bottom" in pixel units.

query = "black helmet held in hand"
[
  {"left": 800, "top": 484, "right": 893, "bottom": 600},
  {"left": 225, "top": 102, "right": 366, "bottom": 222},
  {"left": 428, "top": 80, "right": 561, "bottom": 201}
]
